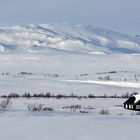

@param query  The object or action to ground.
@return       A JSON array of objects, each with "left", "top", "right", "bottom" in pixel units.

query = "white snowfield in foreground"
[
  {"left": 0, "top": 116, "right": 140, "bottom": 140},
  {"left": 63, "top": 80, "right": 140, "bottom": 88},
  {"left": 0, "top": 98, "right": 139, "bottom": 140}
]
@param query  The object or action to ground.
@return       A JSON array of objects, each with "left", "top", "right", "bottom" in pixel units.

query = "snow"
[
  {"left": 133, "top": 94, "right": 140, "bottom": 103},
  {"left": 0, "top": 44, "right": 5, "bottom": 52},
  {"left": 0, "top": 23, "right": 140, "bottom": 140},
  {"left": 0, "top": 115, "right": 140, "bottom": 140},
  {"left": 0, "top": 23, "right": 140, "bottom": 54},
  {"left": 0, "top": 98, "right": 139, "bottom": 140},
  {"left": 0, "top": 53, "right": 140, "bottom": 95},
  {"left": 0, "top": 116, "right": 136, "bottom": 140},
  {"left": 63, "top": 80, "right": 140, "bottom": 88},
  {"left": 117, "top": 40, "right": 140, "bottom": 50},
  {"left": 89, "top": 51, "right": 106, "bottom": 54}
]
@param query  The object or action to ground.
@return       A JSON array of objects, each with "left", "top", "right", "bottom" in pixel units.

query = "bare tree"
[
  {"left": 99, "top": 108, "right": 110, "bottom": 115},
  {"left": 0, "top": 98, "right": 12, "bottom": 111}
]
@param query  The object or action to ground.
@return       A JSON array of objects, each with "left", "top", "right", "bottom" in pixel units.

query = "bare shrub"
[
  {"left": 79, "top": 110, "right": 89, "bottom": 114},
  {"left": 62, "top": 105, "right": 81, "bottom": 113},
  {"left": 62, "top": 105, "right": 81, "bottom": 109},
  {"left": 99, "top": 108, "right": 110, "bottom": 115},
  {"left": 0, "top": 98, "right": 12, "bottom": 111},
  {"left": 122, "top": 93, "right": 132, "bottom": 98},
  {"left": 27, "top": 103, "right": 54, "bottom": 112},
  {"left": 42, "top": 107, "right": 54, "bottom": 111},
  {"left": 27, "top": 104, "right": 44, "bottom": 112},
  {"left": 104, "top": 75, "right": 111, "bottom": 81},
  {"left": 22, "top": 93, "right": 31, "bottom": 98},
  {"left": 8, "top": 93, "right": 20, "bottom": 98}
]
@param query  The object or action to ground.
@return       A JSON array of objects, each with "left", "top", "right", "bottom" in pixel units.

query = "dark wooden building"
[{"left": 124, "top": 94, "right": 140, "bottom": 111}]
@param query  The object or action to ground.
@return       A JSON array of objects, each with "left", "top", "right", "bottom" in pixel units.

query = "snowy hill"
[{"left": 0, "top": 23, "right": 140, "bottom": 54}]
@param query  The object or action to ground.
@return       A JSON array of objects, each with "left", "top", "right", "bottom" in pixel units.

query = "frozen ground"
[
  {"left": 1, "top": 115, "right": 140, "bottom": 140},
  {"left": 0, "top": 50, "right": 140, "bottom": 140},
  {"left": 0, "top": 98, "right": 140, "bottom": 140},
  {"left": 0, "top": 53, "right": 140, "bottom": 95}
]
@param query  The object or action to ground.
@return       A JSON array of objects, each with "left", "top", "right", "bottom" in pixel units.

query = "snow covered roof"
[
  {"left": 133, "top": 94, "right": 140, "bottom": 104},
  {"left": 124, "top": 94, "right": 140, "bottom": 104}
]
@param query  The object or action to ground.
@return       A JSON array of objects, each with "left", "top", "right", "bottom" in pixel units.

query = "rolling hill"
[{"left": 0, "top": 23, "right": 140, "bottom": 54}]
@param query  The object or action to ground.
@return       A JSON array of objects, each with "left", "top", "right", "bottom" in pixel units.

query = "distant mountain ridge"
[{"left": 0, "top": 23, "right": 140, "bottom": 54}]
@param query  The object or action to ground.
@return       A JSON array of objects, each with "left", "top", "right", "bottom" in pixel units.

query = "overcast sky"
[{"left": 0, "top": 0, "right": 139, "bottom": 35}]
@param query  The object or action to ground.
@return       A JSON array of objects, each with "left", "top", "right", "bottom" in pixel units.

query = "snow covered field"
[
  {"left": 1, "top": 115, "right": 140, "bottom": 140},
  {"left": 0, "top": 52, "right": 140, "bottom": 140},
  {"left": 0, "top": 53, "right": 140, "bottom": 95},
  {"left": 0, "top": 98, "right": 140, "bottom": 140},
  {"left": 0, "top": 23, "right": 140, "bottom": 140}
]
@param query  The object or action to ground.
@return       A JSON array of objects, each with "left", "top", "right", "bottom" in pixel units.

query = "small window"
[
  {"left": 129, "top": 105, "right": 133, "bottom": 109},
  {"left": 136, "top": 105, "right": 140, "bottom": 110},
  {"left": 125, "top": 104, "right": 128, "bottom": 109}
]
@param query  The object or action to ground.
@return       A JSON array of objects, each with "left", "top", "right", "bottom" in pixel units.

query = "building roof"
[
  {"left": 124, "top": 94, "right": 140, "bottom": 105},
  {"left": 133, "top": 94, "right": 140, "bottom": 104}
]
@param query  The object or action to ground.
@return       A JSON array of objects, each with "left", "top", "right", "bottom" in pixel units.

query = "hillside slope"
[{"left": 0, "top": 23, "right": 140, "bottom": 54}]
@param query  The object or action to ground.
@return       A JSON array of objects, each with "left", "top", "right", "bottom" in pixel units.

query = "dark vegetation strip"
[{"left": 0, "top": 92, "right": 136, "bottom": 99}]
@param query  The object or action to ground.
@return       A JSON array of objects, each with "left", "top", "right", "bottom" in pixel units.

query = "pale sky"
[{"left": 0, "top": 0, "right": 139, "bottom": 35}]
